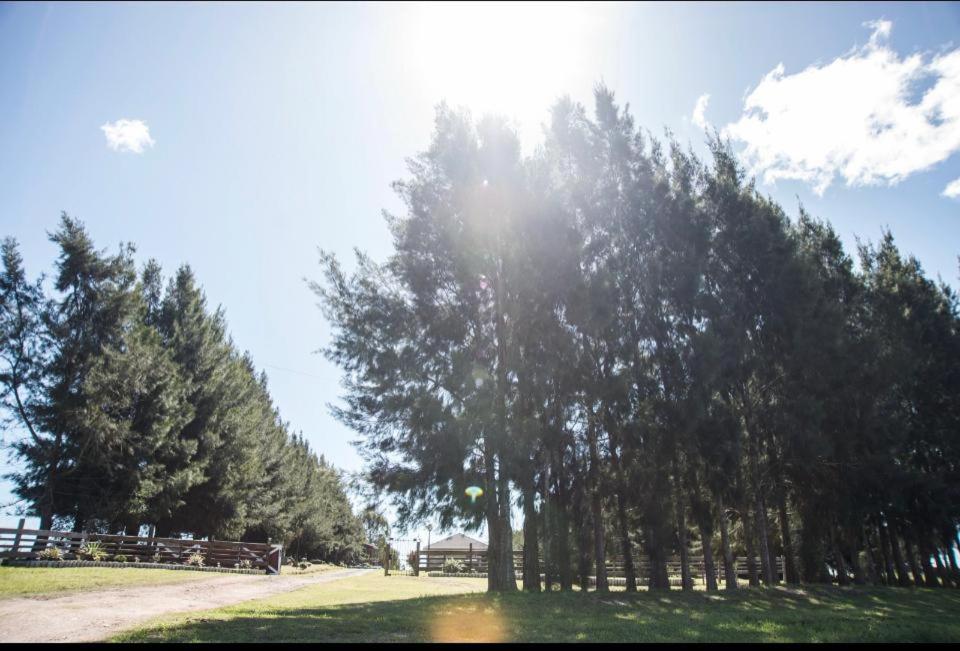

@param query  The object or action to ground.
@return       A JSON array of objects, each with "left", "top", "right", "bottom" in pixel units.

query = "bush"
[
  {"left": 151, "top": 552, "right": 163, "bottom": 564},
  {"left": 114, "top": 554, "right": 128, "bottom": 563},
  {"left": 442, "top": 558, "right": 465, "bottom": 574},
  {"left": 186, "top": 553, "right": 205, "bottom": 567},
  {"left": 238, "top": 559, "right": 253, "bottom": 570},
  {"left": 298, "top": 561, "right": 311, "bottom": 570},
  {"left": 78, "top": 541, "right": 107, "bottom": 562},
  {"left": 38, "top": 546, "right": 64, "bottom": 561}
]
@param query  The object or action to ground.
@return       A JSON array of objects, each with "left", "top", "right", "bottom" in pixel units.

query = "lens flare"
[{"left": 465, "top": 486, "right": 483, "bottom": 503}]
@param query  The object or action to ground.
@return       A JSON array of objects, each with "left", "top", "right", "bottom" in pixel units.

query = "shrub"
[
  {"left": 78, "top": 541, "right": 107, "bottom": 562},
  {"left": 238, "top": 559, "right": 253, "bottom": 570},
  {"left": 151, "top": 552, "right": 163, "bottom": 564},
  {"left": 298, "top": 561, "right": 311, "bottom": 570},
  {"left": 132, "top": 556, "right": 141, "bottom": 563},
  {"left": 442, "top": 558, "right": 465, "bottom": 574},
  {"left": 186, "top": 552, "right": 205, "bottom": 567},
  {"left": 114, "top": 554, "right": 127, "bottom": 563},
  {"left": 38, "top": 546, "right": 64, "bottom": 561}
]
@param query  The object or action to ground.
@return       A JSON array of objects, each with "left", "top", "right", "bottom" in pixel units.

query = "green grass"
[
  {"left": 0, "top": 565, "right": 210, "bottom": 599},
  {"left": 115, "top": 572, "right": 960, "bottom": 643}
]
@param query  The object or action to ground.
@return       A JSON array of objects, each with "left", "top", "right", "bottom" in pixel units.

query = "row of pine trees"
[
  {"left": 316, "top": 88, "right": 960, "bottom": 591},
  {"left": 0, "top": 215, "right": 365, "bottom": 562}
]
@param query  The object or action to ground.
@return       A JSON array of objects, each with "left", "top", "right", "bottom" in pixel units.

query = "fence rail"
[
  {"left": 0, "top": 521, "right": 283, "bottom": 574},
  {"left": 410, "top": 546, "right": 784, "bottom": 583}
]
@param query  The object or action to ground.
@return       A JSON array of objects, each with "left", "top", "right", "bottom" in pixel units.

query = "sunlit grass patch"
[{"left": 115, "top": 573, "right": 960, "bottom": 643}]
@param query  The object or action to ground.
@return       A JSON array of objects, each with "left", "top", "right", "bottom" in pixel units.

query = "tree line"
[
  {"left": 315, "top": 87, "right": 960, "bottom": 592},
  {"left": 0, "top": 215, "right": 365, "bottom": 562}
]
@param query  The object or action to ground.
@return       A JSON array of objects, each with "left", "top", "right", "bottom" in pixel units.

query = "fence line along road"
[{"left": 0, "top": 520, "right": 284, "bottom": 574}]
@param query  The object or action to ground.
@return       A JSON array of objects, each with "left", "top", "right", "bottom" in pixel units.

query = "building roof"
[{"left": 425, "top": 533, "right": 487, "bottom": 551}]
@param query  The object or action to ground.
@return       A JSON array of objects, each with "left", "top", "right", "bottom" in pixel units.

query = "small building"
[{"left": 425, "top": 533, "right": 487, "bottom": 552}]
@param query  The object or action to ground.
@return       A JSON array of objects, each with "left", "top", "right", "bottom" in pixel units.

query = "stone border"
[{"left": 2, "top": 559, "right": 265, "bottom": 575}]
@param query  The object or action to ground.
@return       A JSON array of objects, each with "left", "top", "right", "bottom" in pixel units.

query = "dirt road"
[{"left": 0, "top": 567, "right": 372, "bottom": 643}]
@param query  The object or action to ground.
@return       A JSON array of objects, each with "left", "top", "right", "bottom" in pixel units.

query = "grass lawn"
[
  {"left": 115, "top": 572, "right": 960, "bottom": 643},
  {"left": 0, "top": 566, "right": 210, "bottom": 599}
]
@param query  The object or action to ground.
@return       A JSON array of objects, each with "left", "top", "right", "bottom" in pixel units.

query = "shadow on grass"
[{"left": 121, "top": 585, "right": 960, "bottom": 643}]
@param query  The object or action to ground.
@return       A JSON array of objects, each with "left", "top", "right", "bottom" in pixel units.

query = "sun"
[{"left": 399, "top": 1, "right": 610, "bottom": 147}]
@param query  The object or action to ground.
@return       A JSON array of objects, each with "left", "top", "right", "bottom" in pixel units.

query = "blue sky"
[{"left": 1, "top": 2, "right": 959, "bottom": 543}]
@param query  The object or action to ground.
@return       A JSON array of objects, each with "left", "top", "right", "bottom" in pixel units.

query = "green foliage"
[
  {"left": 78, "top": 541, "right": 107, "bottom": 562},
  {"left": 442, "top": 559, "right": 466, "bottom": 574},
  {"left": 0, "top": 216, "right": 365, "bottom": 565},
  {"left": 185, "top": 553, "right": 205, "bottom": 567},
  {"left": 37, "top": 546, "right": 64, "bottom": 561},
  {"left": 314, "top": 87, "right": 960, "bottom": 594}
]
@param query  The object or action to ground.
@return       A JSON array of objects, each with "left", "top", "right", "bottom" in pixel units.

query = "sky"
[{"left": 1, "top": 1, "right": 959, "bottom": 546}]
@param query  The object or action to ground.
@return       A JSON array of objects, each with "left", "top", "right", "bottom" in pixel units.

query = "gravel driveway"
[{"left": 0, "top": 567, "right": 372, "bottom": 643}]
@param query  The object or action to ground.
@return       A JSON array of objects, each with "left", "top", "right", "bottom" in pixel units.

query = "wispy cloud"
[
  {"left": 943, "top": 177, "right": 960, "bottom": 199},
  {"left": 722, "top": 20, "right": 960, "bottom": 195},
  {"left": 692, "top": 93, "right": 710, "bottom": 129},
  {"left": 101, "top": 119, "right": 155, "bottom": 153}
]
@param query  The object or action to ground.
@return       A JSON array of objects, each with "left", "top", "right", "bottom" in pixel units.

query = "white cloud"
[
  {"left": 100, "top": 119, "right": 155, "bottom": 153},
  {"left": 943, "top": 177, "right": 960, "bottom": 199},
  {"left": 722, "top": 20, "right": 960, "bottom": 195},
  {"left": 692, "top": 93, "right": 710, "bottom": 129}
]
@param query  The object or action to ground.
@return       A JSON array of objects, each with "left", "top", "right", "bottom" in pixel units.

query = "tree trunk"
[
  {"left": 876, "top": 523, "right": 894, "bottom": 585},
  {"left": 718, "top": 496, "right": 737, "bottom": 591},
  {"left": 863, "top": 526, "right": 882, "bottom": 586},
  {"left": 575, "top": 499, "right": 592, "bottom": 592},
  {"left": 847, "top": 534, "right": 866, "bottom": 586},
  {"left": 587, "top": 410, "right": 608, "bottom": 592},
  {"left": 522, "top": 477, "right": 540, "bottom": 592},
  {"left": 673, "top": 458, "right": 692, "bottom": 591},
  {"left": 701, "top": 523, "right": 718, "bottom": 592},
  {"left": 777, "top": 493, "right": 799, "bottom": 584},
  {"left": 608, "top": 442, "right": 637, "bottom": 592},
  {"left": 541, "top": 466, "right": 554, "bottom": 592},
  {"left": 741, "top": 501, "right": 760, "bottom": 587},
  {"left": 887, "top": 528, "right": 912, "bottom": 587},
  {"left": 554, "top": 449, "right": 572, "bottom": 592},
  {"left": 919, "top": 538, "right": 941, "bottom": 588},
  {"left": 903, "top": 534, "right": 925, "bottom": 587},
  {"left": 33, "top": 509, "right": 54, "bottom": 552},
  {"left": 933, "top": 546, "right": 952, "bottom": 588}
]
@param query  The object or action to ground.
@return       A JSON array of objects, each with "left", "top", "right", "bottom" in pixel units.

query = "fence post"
[
  {"left": 383, "top": 543, "right": 390, "bottom": 576},
  {"left": 468, "top": 543, "right": 473, "bottom": 572},
  {"left": 414, "top": 540, "right": 420, "bottom": 577},
  {"left": 10, "top": 518, "right": 25, "bottom": 557}
]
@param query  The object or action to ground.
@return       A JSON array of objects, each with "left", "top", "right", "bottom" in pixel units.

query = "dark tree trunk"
[
  {"left": 741, "top": 502, "right": 760, "bottom": 587},
  {"left": 554, "top": 450, "right": 573, "bottom": 592},
  {"left": 777, "top": 492, "right": 799, "bottom": 584},
  {"left": 863, "top": 527, "right": 882, "bottom": 586},
  {"left": 701, "top": 525, "right": 718, "bottom": 592},
  {"left": 933, "top": 546, "right": 952, "bottom": 588},
  {"left": 673, "top": 459, "right": 692, "bottom": 591},
  {"left": 608, "top": 442, "right": 637, "bottom": 592},
  {"left": 904, "top": 534, "right": 925, "bottom": 587},
  {"left": 876, "top": 523, "right": 893, "bottom": 585},
  {"left": 522, "top": 478, "right": 540, "bottom": 592},
  {"left": 847, "top": 534, "right": 866, "bottom": 586},
  {"left": 576, "top": 505, "right": 592, "bottom": 592},
  {"left": 919, "top": 538, "right": 941, "bottom": 588},
  {"left": 718, "top": 496, "right": 738, "bottom": 591},
  {"left": 833, "top": 532, "right": 850, "bottom": 586},
  {"left": 887, "top": 528, "right": 912, "bottom": 587},
  {"left": 541, "top": 466, "right": 554, "bottom": 592},
  {"left": 587, "top": 412, "right": 608, "bottom": 592},
  {"left": 33, "top": 509, "right": 54, "bottom": 552}
]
